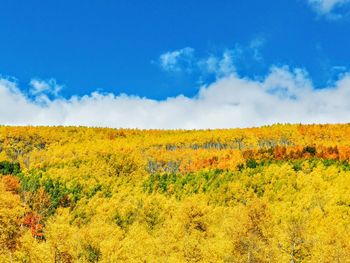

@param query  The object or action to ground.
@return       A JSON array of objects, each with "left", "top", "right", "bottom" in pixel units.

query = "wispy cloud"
[
  {"left": 306, "top": 0, "right": 350, "bottom": 18},
  {"left": 28, "top": 78, "right": 63, "bottom": 105},
  {"left": 249, "top": 37, "right": 265, "bottom": 62},
  {"left": 1, "top": 67, "right": 350, "bottom": 129},
  {"left": 159, "top": 47, "right": 194, "bottom": 72},
  {"left": 30, "top": 78, "right": 62, "bottom": 96},
  {"left": 199, "top": 50, "right": 236, "bottom": 78},
  {"left": 158, "top": 37, "right": 265, "bottom": 79}
]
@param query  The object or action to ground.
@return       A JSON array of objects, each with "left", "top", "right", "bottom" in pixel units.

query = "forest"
[{"left": 0, "top": 124, "right": 350, "bottom": 262}]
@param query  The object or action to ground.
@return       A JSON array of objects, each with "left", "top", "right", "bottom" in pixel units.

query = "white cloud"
[
  {"left": 200, "top": 50, "right": 236, "bottom": 78},
  {"left": 159, "top": 47, "right": 194, "bottom": 72},
  {"left": 1, "top": 67, "right": 350, "bottom": 129},
  {"left": 307, "top": 0, "right": 350, "bottom": 17},
  {"left": 159, "top": 39, "right": 265, "bottom": 79},
  {"left": 30, "top": 78, "right": 62, "bottom": 96}
]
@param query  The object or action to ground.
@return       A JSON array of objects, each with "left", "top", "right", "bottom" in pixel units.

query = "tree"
[{"left": 0, "top": 181, "right": 26, "bottom": 262}]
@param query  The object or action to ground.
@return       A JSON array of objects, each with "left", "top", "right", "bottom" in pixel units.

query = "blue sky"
[{"left": 1, "top": 0, "right": 350, "bottom": 128}]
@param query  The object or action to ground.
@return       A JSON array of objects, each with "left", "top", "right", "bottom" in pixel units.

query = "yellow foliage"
[{"left": 0, "top": 124, "right": 350, "bottom": 262}]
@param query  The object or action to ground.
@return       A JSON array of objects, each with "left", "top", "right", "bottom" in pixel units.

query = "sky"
[{"left": 1, "top": 0, "right": 350, "bottom": 128}]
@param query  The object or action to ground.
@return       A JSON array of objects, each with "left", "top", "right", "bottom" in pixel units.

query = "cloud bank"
[{"left": 1, "top": 66, "right": 350, "bottom": 129}]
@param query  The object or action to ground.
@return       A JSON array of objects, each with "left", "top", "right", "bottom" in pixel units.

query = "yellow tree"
[{"left": 0, "top": 181, "right": 26, "bottom": 262}]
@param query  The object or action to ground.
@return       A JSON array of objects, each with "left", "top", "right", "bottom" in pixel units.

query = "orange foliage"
[
  {"left": 1, "top": 175, "right": 20, "bottom": 193},
  {"left": 23, "top": 212, "right": 44, "bottom": 239}
]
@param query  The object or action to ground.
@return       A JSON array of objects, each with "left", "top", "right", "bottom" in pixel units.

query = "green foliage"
[
  {"left": 0, "top": 161, "right": 20, "bottom": 175},
  {"left": 143, "top": 170, "right": 229, "bottom": 198},
  {"left": 303, "top": 145, "right": 317, "bottom": 156},
  {"left": 246, "top": 158, "right": 258, "bottom": 168},
  {"left": 84, "top": 244, "right": 101, "bottom": 263}
]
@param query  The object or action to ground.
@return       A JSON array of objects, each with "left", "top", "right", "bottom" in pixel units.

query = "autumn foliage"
[{"left": 0, "top": 124, "right": 350, "bottom": 262}]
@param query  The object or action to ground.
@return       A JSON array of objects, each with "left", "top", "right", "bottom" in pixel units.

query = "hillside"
[{"left": 1, "top": 124, "right": 350, "bottom": 262}]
